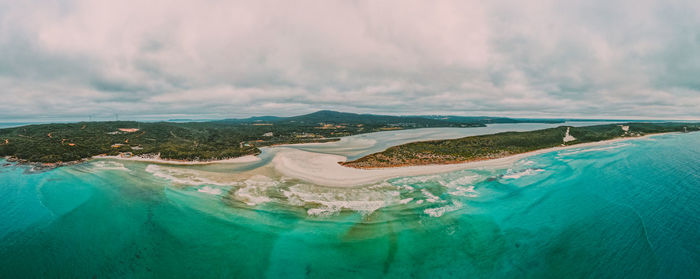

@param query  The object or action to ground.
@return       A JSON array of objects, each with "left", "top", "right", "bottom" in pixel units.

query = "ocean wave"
[
  {"left": 89, "top": 161, "right": 130, "bottom": 172},
  {"left": 439, "top": 175, "right": 480, "bottom": 188},
  {"left": 233, "top": 175, "right": 279, "bottom": 205},
  {"left": 424, "top": 201, "right": 463, "bottom": 217},
  {"left": 282, "top": 183, "right": 402, "bottom": 216},
  {"left": 393, "top": 171, "right": 483, "bottom": 187},
  {"left": 448, "top": 186, "right": 478, "bottom": 197},
  {"left": 502, "top": 168, "right": 545, "bottom": 180},
  {"left": 145, "top": 164, "right": 233, "bottom": 186},
  {"left": 399, "top": 197, "right": 414, "bottom": 204},
  {"left": 197, "top": 186, "right": 223, "bottom": 195},
  {"left": 392, "top": 174, "right": 445, "bottom": 184},
  {"left": 558, "top": 143, "right": 631, "bottom": 156},
  {"left": 145, "top": 163, "right": 478, "bottom": 216},
  {"left": 420, "top": 189, "right": 442, "bottom": 203}
]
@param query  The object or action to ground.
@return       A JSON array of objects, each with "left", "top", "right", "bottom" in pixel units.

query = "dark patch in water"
[{"left": 383, "top": 225, "right": 398, "bottom": 274}]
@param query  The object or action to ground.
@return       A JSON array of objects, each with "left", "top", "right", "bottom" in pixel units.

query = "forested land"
[
  {"left": 342, "top": 123, "right": 700, "bottom": 168},
  {"left": 0, "top": 111, "right": 482, "bottom": 163}
]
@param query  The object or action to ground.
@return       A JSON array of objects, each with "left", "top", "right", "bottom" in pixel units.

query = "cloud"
[{"left": 0, "top": 0, "right": 699, "bottom": 121}]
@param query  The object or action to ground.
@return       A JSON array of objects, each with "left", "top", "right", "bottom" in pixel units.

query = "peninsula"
[{"left": 342, "top": 123, "right": 699, "bottom": 168}]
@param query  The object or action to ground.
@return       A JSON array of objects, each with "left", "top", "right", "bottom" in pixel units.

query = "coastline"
[
  {"left": 92, "top": 154, "right": 261, "bottom": 165},
  {"left": 271, "top": 133, "right": 672, "bottom": 187}
]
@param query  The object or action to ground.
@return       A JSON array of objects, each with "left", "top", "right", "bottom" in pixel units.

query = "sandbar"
[{"left": 271, "top": 133, "right": 669, "bottom": 187}]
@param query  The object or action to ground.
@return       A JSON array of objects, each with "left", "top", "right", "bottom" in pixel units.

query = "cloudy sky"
[{"left": 1, "top": 0, "right": 699, "bottom": 121}]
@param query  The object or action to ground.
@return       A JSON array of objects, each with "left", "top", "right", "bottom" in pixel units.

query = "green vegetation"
[
  {"left": 342, "top": 123, "right": 700, "bottom": 168},
  {"left": 0, "top": 122, "right": 257, "bottom": 163},
  {"left": 5, "top": 110, "right": 677, "bottom": 166},
  {"left": 0, "top": 111, "right": 484, "bottom": 164}
]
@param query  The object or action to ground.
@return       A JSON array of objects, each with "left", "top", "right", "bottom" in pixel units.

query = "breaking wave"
[
  {"left": 145, "top": 164, "right": 233, "bottom": 186},
  {"left": 424, "top": 201, "right": 464, "bottom": 217},
  {"left": 282, "top": 182, "right": 402, "bottom": 216},
  {"left": 558, "top": 143, "right": 631, "bottom": 156},
  {"left": 145, "top": 164, "right": 487, "bottom": 218},
  {"left": 232, "top": 175, "right": 279, "bottom": 205},
  {"left": 197, "top": 186, "right": 223, "bottom": 195},
  {"left": 502, "top": 168, "right": 545, "bottom": 180},
  {"left": 88, "top": 161, "right": 130, "bottom": 172}
]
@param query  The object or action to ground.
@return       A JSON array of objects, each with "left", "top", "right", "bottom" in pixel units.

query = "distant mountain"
[
  {"left": 216, "top": 110, "right": 655, "bottom": 126},
  {"left": 214, "top": 112, "right": 658, "bottom": 125},
  {"left": 167, "top": 118, "right": 219, "bottom": 122},
  {"left": 214, "top": 116, "right": 284, "bottom": 123},
  {"left": 282, "top": 110, "right": 457, "bottom": 126},
  {"left": 418, "top": 115, "right": 564, "bottom": 124},
  {"left": 215, "top": 110, "right": 483, "bottom": 127}
]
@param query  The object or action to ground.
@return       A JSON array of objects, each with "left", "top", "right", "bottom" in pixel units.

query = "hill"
[{"left": 217, "top": 110, "right": 484, "bottom": 127}]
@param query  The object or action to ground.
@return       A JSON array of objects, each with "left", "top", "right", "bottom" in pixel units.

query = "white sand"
[
  {"left": 272, "top": 133, "right": 669, "bottom": 187},
  {"left": 563, "top": 127, "right": 576, "bottom": 143},
  {"left": 93, "top": 154, "right": 260, "bottom": 165}
]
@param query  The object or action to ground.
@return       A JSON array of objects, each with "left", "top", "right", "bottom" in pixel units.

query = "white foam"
[
  {"left": 399, "top": 198, "right": 414, "bottom": 204},
  {"left": 90, "top": 161, "right": 130, "bottom": 172},
  {"left": 393, "top": 174, "right": 444, "bottom": 185},
  {"left": 234, "top": 175, "right": 278, "bottom": 205},
  {"left": 282, "top": 183, "right": 403, "bottom": 216},
  {"left": 307, "top": 208, "right": 335, "bottom": 216},
  {"left": 558, "top": 143, "right": 630, "bottom": 156},
  {"left": 448, "top": 186, "right": 478, "bottom": 197},
  {"left": 440, "top": 174, "right": 480, "bottom": 188},
  {"left": 421, "top": 189, "right": 442, "bottom": 203},
  {"left": 502, "top": 168, "right": 545, "bottom": 180},
  {"left": 197, "top": 186, "right": 223, "bottom": 195},
  {"left": 424, "top": 201, "right": 463, "bottom": 217},
  {"left": 145, "top": 164, "right": 232, "bottom": 186}
]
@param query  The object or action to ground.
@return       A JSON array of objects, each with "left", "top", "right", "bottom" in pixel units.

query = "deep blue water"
[{"left": 0, "top": 132, "right": 698, "bottom": 278}]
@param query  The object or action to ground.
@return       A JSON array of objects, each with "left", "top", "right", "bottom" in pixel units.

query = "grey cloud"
[{"left": 0, "top": 0, "right": 698, "bottom": 121}]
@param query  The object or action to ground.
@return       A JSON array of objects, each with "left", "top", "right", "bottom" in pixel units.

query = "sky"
[{"left": 1, "top": 0, "right": 699, "bottom": 121}]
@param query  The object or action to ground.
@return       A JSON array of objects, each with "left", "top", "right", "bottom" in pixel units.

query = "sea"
[{"left": 0, "top": 123, "right": 698, "bottom": 278}]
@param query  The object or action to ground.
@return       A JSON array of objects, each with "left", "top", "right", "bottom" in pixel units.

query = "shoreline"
[
  {"left": 271, "top": 133, "right": 673, "bottom": 187},
  {"left": 92, "top": 154, "right": 261, "bottom": 165}
]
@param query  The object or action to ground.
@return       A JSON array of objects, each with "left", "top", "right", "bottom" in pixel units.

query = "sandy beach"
[
  {"left": 271, "top": 133, "right": 670, "bottom": 187},
  {"left": 93, "top": 154, "right": 261, "bottom": 165}
]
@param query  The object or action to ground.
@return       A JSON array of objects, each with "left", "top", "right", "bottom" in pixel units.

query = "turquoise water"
[{"left": 1, "top": 132, "right": 699, "bottom": 278}]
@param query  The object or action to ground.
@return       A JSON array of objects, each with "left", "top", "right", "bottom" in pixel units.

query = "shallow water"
[{"left": 0, "top": 127, "right": 698, "bottom": 278}]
